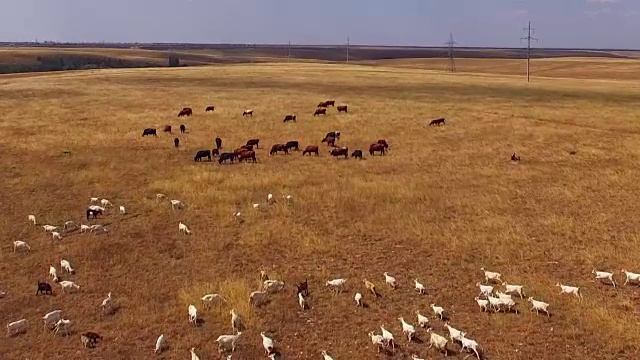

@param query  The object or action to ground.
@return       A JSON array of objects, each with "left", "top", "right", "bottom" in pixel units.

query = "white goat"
[
  {"left": 63, "top": 221, "right": 76, "bottom": 230},
  {"left": 368, "top": 331, "right": 385, "bottom": 353},
  {"left": 354, "top": 292, "right": 363, "bottom": 307},
  {"left": 201, "top": 293, "right": 226, "bottom": 309},
  {"left": 427, "top": 328, "right": 448, "bottom": 355},
  {"left": 411, "top": 355, "right": 426, "bottom": 360},
  {"left": 90, "top": 197, "right": 99, "bottom": 203},
  {"left": 481, "top": 267, "right": 502, "bottom": 283},
  {"left": 298, "top": 292, "right": 307, "bottom": 310},
  {"left": 178, "top": 222, "right": 191, "bottom": 235},
  {"left": 622, "top": 269, "right": 640, "bottom": 286},
  {"left": 263, "top": 279, "right": 285, "bottom": 293},
  {"left": 233, "top": 211, "right": 243, "bottom": 223},
  {"left": 90, "top": 224, "right": 107, "bottom": 234},
  {"left": 556, "top": 283, "right": 583, "bottom": 300},
  {"left": 380, "top": 325, "right": 395, "bottom": 350},
  {"left": 51, "top": 231, "right": 62, "bottom": 241},
  {"left": 459, "top": 333, "right": 481, "bottom": 359},
  {"left": 399, "top": 317, "right": 416, "bottom": 342},
  {"left": 444, "top": 322, "right": 464, "bottom": 343},
  {"left": 42, "top": 310, "right": 62, "bottom": 330},
  {"left": 474, "top": 297, "right": 489, "bottom": 312},
  {"left": 28, "top": 214, "right": 36, "bottom": 225},
  {"left": 414, "top": 279, "right": 426, "bottom": 294},
  {"left": 188, "top": 304, "right": 198, "bottom": 324},
  {"left": 54, "top": 318, "right": 71, "bottom": 336},
  {"left": 43, "top": 225, "right": 57, "bottom": 232},
  {"left": 59, "top": 280, "right": 80, "bottom": 293},
  {"left": 155, "top": 334, "right": 165, "bottom": 354},
  {"left": 321, "top": 350, "right": 334, "bottom": 360},
  {"left": 80, "top": 224, "right": 91, "bottom": 233},
  {"left": 499, "top": 297, "right": 518, "bottom": 313},
  {"left": 487, "top": 295, "right": 503, "bottom": 312},
  {"left": 430, "top": 303, "right": 445, "bottom": 320},
  {"left": 170, "top": 199, "right": 183, "bottom": 210},
  {"left": 6, "top": 319, "right": 27, "bottom": 336},
  {"left": 49, "top": 266, "right": 59, "bottom": 282},
  {"left": 260, "top": 331, "right": 275, "bottom": 355},
  {"left": 230, "top": 308, "right": 245, "bottom": 334},
  {"left": 592, "top": 269, "right": 616, "bottom": 287},
  {"left": 267, "top": 193, "right": 274, "bottom": 204},
  {"left": 215, "top": 332, "right": 242, "bottom": 352},
  {"left": 249, "top": 290, "right": 268, "bottom": 307},
  {"left": 326, "top": 278, "right": 347, "bottom": 293},
  {"left": 282, "top": 194, "right": 292, "bottom": 204},
  {"left": 190, "top": 347, "right": 200, "bottom": 360},
  {"left": 496, "top": 290, "right": 512, "bottom": 301},
  {"left": 156, "top": 193, "right": 167, "bottom": 202},
  {"left": 502, "top": 282, "right": 525, "bottom": 298},
  {"left": 100, "top": 198, "right": 113, "bottom": 207},
  {"left": 383, "top": 272, "right": 397, "bottom": 289},
  {"left": 416, "top": 310, "right": 429, "bottom": 327},
  {"left": 13, "top": 240, "right": 31, "bottom": 252},
  {"left": 528, "top": 297, "right": 550, "bottom": 316},
  {"left": 100, "top": 292, "right": 112, "bottom": 313},
  {"left": 60, "top": 259, "right": 75, "bottom": 274},
  {"left": 476, "top": 282, "right": 493, "bottom": 297},
  {"left": 119, "top": 205, "right": 126, "bottom": 214}
]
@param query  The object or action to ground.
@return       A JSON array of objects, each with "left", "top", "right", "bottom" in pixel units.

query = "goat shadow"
[{"left": 194, "top": 318, "right": 206, "bottom": 327}]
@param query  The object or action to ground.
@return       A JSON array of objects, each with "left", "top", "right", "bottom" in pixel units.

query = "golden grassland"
[{"left": 1, "top": 60, "right": 640, "bottom": 360}]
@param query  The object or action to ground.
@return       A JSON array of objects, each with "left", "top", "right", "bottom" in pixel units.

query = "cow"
[
  {"left": 369, "top": 143, "right": 386, "bottom": 156},
  {"left": 330, "top": 147, "right": 349, "bottom": 159},
  {"left": 163, "top": 125, "right": 172, "bottom": 133},
  {"left": 86, "top": 208, "right": 102, "bottom": 219},
  {"left": 337, "top": 105, "right": 348, "bottom": 113},
  {"left": 377, "top": 139, "right": 389, "bottom": 149},
  {"left": 246, "top": 139, "right": 260, "bottom": 148},
  {"left": 234, "top": 148, "right": 248, "bottom": 156},
  {"left": 180, "top": 124, "right": 186, "bottom": 134},
  {"left": 174, "top": 138, "right": 179, "bottom": 148},
  {"left": 142, "top": 128, "right": 157, "bottom": 137},
  {"left": 243, "top": 144, "right": 254, "bottom": 151},
  {"left": 302, "top": 145, "right": 319, "bottom": 156},
  {"left": 178, "top": 108, "right": 193, "bottom": 117},
  {"left": 317, "top": 102, "right": 327, "bottom": 108},
  {"left": 238, "top": 150, "right": 257, "bottom": 163},
  {"left": 270, "top": 144, "right": 289, "bottom": 155},
  {"left": 511, "top": 153, "right": 521, "bottom": 162},
  {"left": 243, "top": 109, "right": 254, "bottom": 117},
  {"left": 283, "top": 114, "right": 297, "bottom": 122},
  {"left": 321, "top": 136, "right": 336, "bottom": 147},
  {"left": 285, "top": 141, "right": 299, "bottom": 151},
  {"left": 429, "top": 118, "right": 445, "bottom": 126},
  {"left": 194, "top": 150, "right": 212, "bottom": 162},
  {"left": 215, "top": 136, "right": 222, "bottom": 150},
  {"left": 351, "top": 150, "right": 363, "bottom": 159},
  {"left": 324, "top": 131, "right": 341, "bottom": 140},
  {"left": 314, "top": 108, "right": 327, "bottom": 116},
  {"left": 205, "top": 106, "right": 215, "bottom": 112},
  {"left": 211, "top": 148, "right": 220, "bottom": 157},
  {"left": 324, "top": 100, "right": 336, "bottom": 107},
  {"left": 218, "top": 152, "right": 236, "bottom": 164}
]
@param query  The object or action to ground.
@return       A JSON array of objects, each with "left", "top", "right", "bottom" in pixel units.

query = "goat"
[{"left": 13, "top": 240, "right": 31, "bottom": 252}]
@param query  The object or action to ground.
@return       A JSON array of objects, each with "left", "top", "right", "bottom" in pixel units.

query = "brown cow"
[
  {"left": 330, "top": 147, "right": 349, "bottom": 159},
  {"left": 163, "top": 125, "right": 172, "bottom": 133},
  {"left": 429, "top": 118, "right": 445, "bottom": 126},
  {"left": 324, "top": 100, "right": 335, "bottom": 107},
  {"left": 317, "top": 102, "right": 327, "bottom": 108},
  {"left": 246, "top": 139, "right": 260, "bottom": 148},
  {"left": 239, "top": 150, "right": 257, "bottom": 163},
  {"left": 243, "top": 109, "right": 254, "bottom": 117},
  {"left": 283, "top": 114, "right": 297, "bottom": 122},
  {"left": 302, "top": 145, "right": 319, "bottom": 156},
  {"left": 270, "top": 144, "right": 289, "bottom": 155},
  {"left": 369, "top": 143, "right": 386, "bottom": 156},
  {"left": 205, "top": 106, "right": 215, "bottom": 112},
  {"left": 377, "top": 139, "right": 389, "bottom": 149},
  {"left": 211, "top": 148, "right": 220, "bottom": 157},
  {"left": 314, "top": 108, "right": 327, "bottom": 116},
  {"left": 337, "top": 105, "right": 348, "bottom": 113},
  {"left": 178, "top": 108, "right": 192, "bottom": 117},
  {"left": 321, "top": 136, "right": 336, "bottom": 147},
  {"left": 511, "top": 153, "right": 521, "bottom": 162},
  {"left": 234, "top": 148, "right": 247, "bottom": 156}
]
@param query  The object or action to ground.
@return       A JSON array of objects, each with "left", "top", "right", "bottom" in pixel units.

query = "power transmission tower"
[
  {"left": 346, "top": 36, "right": 350, "bottom": 63},
  {"left": 288, "top": 40, "right": 291, "bottom": 62},
  {"left": 445, "top": 33, "right": 457, "bottom": 73},
  {"left": 521, "top": 21, "right": 538, "bottom": 82}
]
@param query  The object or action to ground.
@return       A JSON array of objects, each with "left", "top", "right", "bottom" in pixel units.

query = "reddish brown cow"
[
  {"left": 324, "top": 100, "right": 335, "bottom": 107},
  {"left": 211, "top": 148, "right": 220, "bottom": 157},
  {"left": 178, "top": 108, "right": 192, "bottom": 117},
  {"left": 337, "top": 105, "right": 348, "bottom": 113},
  {"left": 246, "top": 139, "right": 260, "bottom": 148},
  {"left": 314, "top": 108, "right": 327, "bottom": 116},
  {"left": 163, "top": 125, "right": 172, "bottom": 133},
  {"left": 369, "top": 143, "right": 386, "bottom": 156},
  {"left": 234, "top": 148, "right": 247, "bottom": 156},
  {"left": 270, "top": 144, "right": 289, "bottom": 155},
  {"left": 317, "top": 102, "right": 327, "bottom": 108},
  {"left": 377, "top": 139, "right": 389, "bottom": 149},
  {"left": 205, "top": 106, "right": 215, "bottom": 112},
  {"left": 321, "top": 136, "right": 336, "bottom": 147},
  {"left": 429, "top": 118, "right": 445, "bottom": 126},
  {"left": 330, "top": 147, "right": 349, "bottom": 159},
  {"left": 239, "top": 150, "right": 257, "bottom": 163},
  {"left": 302, "top": 145, "right": 319, "bottom": 156}
]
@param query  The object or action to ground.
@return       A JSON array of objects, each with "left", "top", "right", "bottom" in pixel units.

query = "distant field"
[{"left": 1, "top": 62, "right": 640, "bottom": 359}]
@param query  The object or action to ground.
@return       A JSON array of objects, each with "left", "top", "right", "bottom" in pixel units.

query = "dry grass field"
[{"left": 2, "top": 60, "right": 640, "bottom": 360}]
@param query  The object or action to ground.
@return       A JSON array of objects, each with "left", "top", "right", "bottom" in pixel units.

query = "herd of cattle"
[{"left": 139, "top": 100, "right": 402, "bottom": 164}]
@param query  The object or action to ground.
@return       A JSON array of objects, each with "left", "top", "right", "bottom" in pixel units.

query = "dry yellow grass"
[{"left": 1, "top": 61, "right": 640, "bottom": 360}]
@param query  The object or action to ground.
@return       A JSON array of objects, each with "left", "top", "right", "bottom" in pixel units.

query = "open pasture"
[{"left": 1, "top": 61, "right": 640, "bottom": 359}]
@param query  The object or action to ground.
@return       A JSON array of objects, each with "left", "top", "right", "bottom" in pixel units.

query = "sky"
[{"left": 1, "top": 0, "right": 639, "bottom": 49}]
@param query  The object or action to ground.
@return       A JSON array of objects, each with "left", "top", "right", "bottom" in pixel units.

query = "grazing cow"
[
  {"left": 369, "top": 143, "right": 386, "bottom": 156},
  {"left": 163, "top": 125, "right": 172, "bottom": 133},
  {"left": 324, "top": 131, "right": 341, "bottom": 140},
  {"left": 36, "top": 281, "right": 53, "bottom": 295},
  {"left": 330, "top": 147, "right": 349, "bottom": 159},
  {"left": 314, "top": 108, "right": 327, "bottom": 116},
  {"left": 270, "top": 144, "right": 290, "bottom": 155},
  {"left": 511, "top": 153, "right": 521, "bottom": 162},
  {"left": 429, "top": 118, "right": 445, "bottom": 126},
  {"left": 317, "top": 102, "right": 327, "bottom": 108},
  {"left": 86, "top": 209, "right": 102, "bottom": 220},
  {"left": 205, "top": 106, "right": 215, "bottom": 112},
  {"left": 218, "top": 152, "right": 236, "bottom": 164},
  {"left": 321, "top": 136, "right": 336, "bottom": 147},
  {"left": 302, "top": 145, "right": 319, "bottom": 156},
  {"left": 243, "top": 144, "right": 254, "bottom": 151},
  {"left": 142, "top": 128, "right": 157, "bottom": 137},
  {"left": 246, "top": 138, "right": 260, "bottom": 148},
  {"left": 215, "top": 136, "right": 222, "bottom": 150},
  {"left": 337, "top": 105, "right": 348, "bottom": 113},
  {"left": 178, "top": 108, "right": 193, "bottom": 117},
  {"left": 243, "top": 109, "right": 254, "bottom": 117},
  {"left": 211, "top": 148, "right": 220, "bottom": 157},
  {"left": 239, "top": 150, "right": 257, "bottom": 163},
  {"left": 324, "top": 100, "right": 335, "bottom": 107},
  {"left": 285, "top": 141, "right": 299, "bottom": 151},
  {"left": 351, "top": 150, "right": 363, "bottom": 159},
  {"left": 377, "top": 139, "right": 389, "bottom": 149},
  {"left": 180, "top": 124, "right": 186, "bottom": 134},
  {"left": 174, "top": 138, "right": 179, "bottom": 148},
  {"left": 233, "top": 148, "right": 248, "bottom": 157},
  {"left": 194, "top": 150, "right": 212, "bottom": 162},
  {"left": 283, "top": 114, "right": 297, "bottom": 122}
]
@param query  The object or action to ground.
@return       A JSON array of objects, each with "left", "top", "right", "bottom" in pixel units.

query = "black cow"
[
  {"left": 180, "top": 124, "right": 186, "bottom": 134},
  {"left": 285, "top": 141, "right": 299, "bottom": 151},
  {"left": 219, "top": 152, "right": 236, "bottom": 164},
  {"left": 314, "top": 108, "right": 327, "bottom": 116},
  {"left": 178, "top": 108, "right": 193, "bottom": 117},
  {"left": 36, "top": 281, "right": 53, "bottom": 295},
  {"left": 205, "top": 106, "right": 215, "bottom": 112},
  {"left": 429, "top": 118, "right": 446, "bottom": 126},
  {"left": 174, "top": 138, "right": 179, "bottom": 148},
  {"left": 337, "top": 105, "right": 348, "bottom": 113},
  {"left": 351, "top": 150, "right": 363, "bottom": 159},
  {"left": 215, "top": 136, "right": 222, "bottom": 150},
  {"left": 246, "top": 139, "right": 260, "bottom": 148},
  {"left": 283, "top": 114, "right": 297, "bottom": 122},
  {"left": 142, "top": 128, "right": 157, "bottom": 137},
  {"left": 86, "top": 209, "right": 102, "bottom": 219},
  {"left": 194, "top": 150, "right": 212, "bottom": 162},
  {"left": 324, "top": 131, "right": 341, "bottom": 140}
]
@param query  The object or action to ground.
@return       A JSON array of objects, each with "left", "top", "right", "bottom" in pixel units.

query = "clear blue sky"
[{"left": 1, "top": 0, "right": 638, "bottom": 49}]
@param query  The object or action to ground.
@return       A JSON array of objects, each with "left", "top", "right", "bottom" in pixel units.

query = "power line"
[
  {"left": 521, "top": 21, "right": 538, "bottom": 82},
  {"left": 445, "top": 32, "right": 458, "bottom": 73}
]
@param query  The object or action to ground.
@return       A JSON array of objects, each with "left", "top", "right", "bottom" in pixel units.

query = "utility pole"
[
  {"left": 521, "top": 21, "right": 538, "bottom": 82},
  {"left": 445, "top": 32, "right": 457, "bottom": 73},
  {"left": 288, "top": 40, "right": 291, "bottom": 63},
  {"left": 346, "top": 36, "right": 350, "bottom": 63}
]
